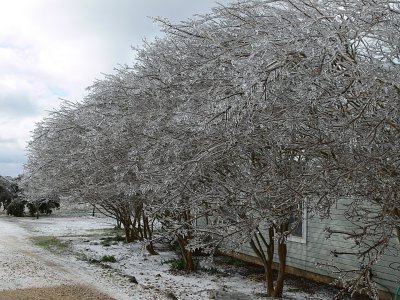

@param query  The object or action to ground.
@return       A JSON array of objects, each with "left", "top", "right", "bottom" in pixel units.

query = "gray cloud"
[
  {"left": 0, "top": 144, "right": 26, "bottom": 164},
  {"left": 0, "top": 0, "right": 232, "bottom": 176},
  {"left": 0, "top": 163, "right": 23, "bottom": 177},
  {"left": 0, "top": 132, "right": 29, "bottom": 177},
  {"left": 0, "top": 91, "right": 40, "bottom": 118},
  {"left": 69, "top": 0, "right": 231, "bottom": 65},
  {"left": 0, "top": 142, "right": 26, "bottom": 176}
]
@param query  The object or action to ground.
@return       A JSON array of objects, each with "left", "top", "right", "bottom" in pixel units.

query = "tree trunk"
[
  {"left": 265, "top": 227, "right": 275, "bottom": 296},
  {"left": 250, "top": 227, "right": 275, "bottom": 297},
  {"left": 116, "top": 219, "right": 121, "bottom": 229},
  {"left": 264, "top": 258, "right": 274, "bottom": 296},
  {"left": 146, "top": 243, "right": 158, "bottom": 255},
  {"left": 176, "top": 234, "right": 195, "bottom": 272},
  {"left": 124, "top": 225, "right": 133, "bottom": 242},
  {"left": 272, "top": 237, "right": 287, "bottom": 297},
  {"left": 143, "top": 215, "right": 158, "bottom": 255},
  {"left": 250, "top": 225, "right": 288, "bottom": 298},
  {"left": 392, "top": 208, "right": 400, "bottom": 243},
  {"left": 121, "top": 217, "right": 136, "bottom": 243}
]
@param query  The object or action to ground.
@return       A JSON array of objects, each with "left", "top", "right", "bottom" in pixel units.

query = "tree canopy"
[{"left": 24, "top": 0, "right": 399, "bottom": 298}]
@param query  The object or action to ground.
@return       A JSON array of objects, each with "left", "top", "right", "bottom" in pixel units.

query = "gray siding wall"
[{"left": 235, "top": 200, "right": 400, "bottom": 294}]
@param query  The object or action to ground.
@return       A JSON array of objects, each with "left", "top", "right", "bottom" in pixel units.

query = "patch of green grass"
[
  {"left": 100, "top": 235, "right": 126, "bottom": 246},
  {"left": 86, "top": 226, "right": 125, "bottom": 236},
  {"left": 88, "top": 226, "right": 124, "bottom": 235},
  {"left": 161, "top": 257, "right": 200, "bottom": 271},
  {"left": 32, "top": 236, "right": 69, "bottom": 252},
  {"left": 100, "top": 255, "right": 117, "bottom": 263},
  {"left": 107, "top": 226, "right": 125, "bottom": 234},
  {"left": 88, "top": 258, "right": 100, "bottom": 264},
  {"left": 255, "top": 292, "right": 269, "bottom": 298},
  {"left": 164, "top": 291, "right": 178, "bottom": 300},
  {"left": 161, "top": 258, "right": 186, "bottom": 271}
]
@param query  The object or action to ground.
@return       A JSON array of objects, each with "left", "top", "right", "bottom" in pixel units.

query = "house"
[{"left": 227, "top": 199, "right": 400, "bottom": 299}]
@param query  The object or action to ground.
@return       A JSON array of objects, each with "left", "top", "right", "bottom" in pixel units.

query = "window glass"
[{"left": 288, "top": 200, "right": 307, "bottom": 243}]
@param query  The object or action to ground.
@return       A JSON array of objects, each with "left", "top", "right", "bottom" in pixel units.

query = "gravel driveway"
[
  {"left": 0, "top": 285, "right": 114, "bottom": 300},
  {"left": 0, "top": 217, "right": 117, "bottom": 299}
]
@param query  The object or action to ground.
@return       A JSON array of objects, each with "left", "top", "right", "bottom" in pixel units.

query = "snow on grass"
[
  {"left": 15, "top": 215, "right": 117, "bottom": 237},
  {"left": 7, "top": 212, "right": 344, "bottom": 299}
]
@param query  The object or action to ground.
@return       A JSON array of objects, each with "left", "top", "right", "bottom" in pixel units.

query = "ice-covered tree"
[
  {"left": 24, "top": 0, "right": 399, "bottom": 297},
  {"left": 147, "top": 0, "right": 399, "bottom": 296}
]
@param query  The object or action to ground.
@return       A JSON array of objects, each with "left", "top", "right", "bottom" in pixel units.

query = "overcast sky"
[{"left": 0, "top": 0, "right": 232, "bottom": 177}]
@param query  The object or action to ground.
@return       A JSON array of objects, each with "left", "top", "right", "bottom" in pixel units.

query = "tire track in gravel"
[
  {"left": 0, "top": 216, "right": 170, "bottom": 300},
  {"left": 0, "top": 218, "right": 78, "bottom": 291}
]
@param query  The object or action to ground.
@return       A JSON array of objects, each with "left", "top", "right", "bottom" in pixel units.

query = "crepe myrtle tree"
[
  {"left": 249, "top": 0, "right": 400, "bottom": 297},
  {"left": 149, "top": 0, "right": 399, "bottom": 296},
  {"left": 185, "top": 123, "right": 315, "bottom": 297},
  {"left": 141, "top": 1, "right": 326, "bottom": 294},
  {"left": 216, "top": 1, "right": 399, "bottom": 297},
  {"left": 127, "top": 30, "right": 214, "bottom": 271},
  {"left": 322, "top": 73, "right": 399, "bottom": 297},
  {"left": 134, "top": 9, "right": 295, "bottom": 269},
  {"left": 282, "top": 1, "right": 400, "bottom": 297},
  {"left": 125, "top": 0, "right": 313, "bottom": 286},
  {"left": 24, "top": 101, "right": 88, "bottom": 197},
  {"left": 133, "top": 4, "right": 257, "bottom": 272},
  {"left": 88, "top": 71, "right": 171, "bottom": 253},
  {"left": 24, "top": 100, "right": 108, "bottom": 202},
  {"left": 23, "top": 0, "right": 399, "bottom": 296},
  {"left": 24, "top": 87, "right": 158, "bottom": 254},
  {"left": 78, "top": 84, "right": 158, "bottom": 252},
  {"left": 78, "top": 76, "right": 159, "bottom": 253}
]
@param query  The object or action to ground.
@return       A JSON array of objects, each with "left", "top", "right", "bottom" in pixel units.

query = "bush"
[
  {"left": 6, "top": 199, "right": 25, "bottom": 217},
  {"left": 100, "top": 255, "right": 117, "bottom": 263},
  {"left": 162, "top": 258, "right": 186, "bottom": 271},
  {"left": 26, "top": 202, "right": 37, "bottom": 217},
  {"left": 27, "top": 199, "right": 61, "bottom": 217},
  {"left": 100, "top": 235, "right": 126, "bottom": 246},
  {"left": 215, "top": 256, "right": 243, "bottom": 266}
]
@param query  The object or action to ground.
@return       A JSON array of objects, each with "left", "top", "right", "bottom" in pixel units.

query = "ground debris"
[{"left": 0, "top": 284, "right": 114, "bottom": 300}]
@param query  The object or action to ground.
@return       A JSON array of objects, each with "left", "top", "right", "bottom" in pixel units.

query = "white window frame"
[{"left": 287, "top": 200, "right": 307, "bottom": 244}]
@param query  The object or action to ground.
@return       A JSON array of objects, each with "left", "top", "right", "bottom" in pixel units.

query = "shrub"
[
  {"left": 100, "top": 255, "right": 117, "bottom": 263},
  {"left": 100, "top": 235, "right": 126, "bottom": 246},
  {"left": 215, "top": 256, "right": 243, "bottom": 266},
  {"left": 6, "top": 199, "right": 25, "bottom": 217},
  {"left": 162, "top": 258, "right": 188, "bottom": 271}
]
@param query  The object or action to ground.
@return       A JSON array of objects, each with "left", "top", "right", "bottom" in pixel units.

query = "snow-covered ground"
[{"left": 0, "top": 210, "right": 345, "bottom": 299}]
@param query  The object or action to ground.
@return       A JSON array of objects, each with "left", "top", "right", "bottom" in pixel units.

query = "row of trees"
[
  {"left": 24, "top": 0, "right": 399, "bottom": 298},
  {"left": 0, "top": 176, "right": 19, "bottom": 209},
  {"left": 0, "top": 175, "right": 60, "bottom": 218}
]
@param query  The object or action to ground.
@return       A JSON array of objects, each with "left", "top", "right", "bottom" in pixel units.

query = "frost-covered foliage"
[
  {"left": 24, "top": 0, "right": 399, "bottom": 298},
  {"left": 0, "top": 175, "right": 19, "bottom": 209}
]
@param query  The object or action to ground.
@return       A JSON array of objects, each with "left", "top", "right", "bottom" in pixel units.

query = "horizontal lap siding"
[
  {"left": 233, "top": 200, "right": 400, "bottom": 293},
  {"left": 292, "top": 217, "right": 399, "bottom": 292},
  {"left": 286, "top": 217, "right": 359, "bottom": 279}
]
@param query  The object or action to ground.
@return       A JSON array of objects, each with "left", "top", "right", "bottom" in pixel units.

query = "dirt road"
[
  {"left": 0, "top": 285, "right": 114, "bottom": 300},
  {"left": 0, "top": 214, "right": 183, "bottom": 300},
  {"left": 0, "top": 217, "right": 118, "bottom": 299}
]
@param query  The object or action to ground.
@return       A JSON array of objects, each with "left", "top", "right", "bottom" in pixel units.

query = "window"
[{"left": 287, "top": 200, "right": 307, "bottom": 244}]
